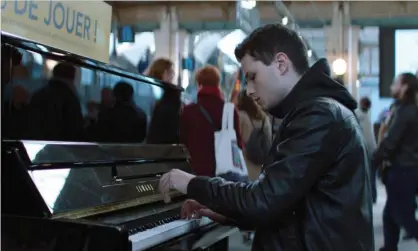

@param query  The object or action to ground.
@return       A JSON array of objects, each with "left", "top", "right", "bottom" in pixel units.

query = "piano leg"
[{"left": 198, "top": 237, "right": 228, "bottom": 251}]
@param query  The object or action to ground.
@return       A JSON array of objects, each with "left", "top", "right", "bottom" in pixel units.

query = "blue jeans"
[{"left": 383, "top": 167, "right": 418, "bottom": 249}]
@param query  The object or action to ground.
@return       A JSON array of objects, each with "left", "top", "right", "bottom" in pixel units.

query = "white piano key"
[{"left": 129, "top": 217, "right": 212, "bottom": 251}]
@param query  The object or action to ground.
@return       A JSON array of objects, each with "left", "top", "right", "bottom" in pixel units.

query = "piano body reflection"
[{"left": 2, "top": 140, "right": 237, "bottom": 251}]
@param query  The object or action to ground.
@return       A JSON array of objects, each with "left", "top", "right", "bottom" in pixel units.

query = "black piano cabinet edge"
[
  {"left": 0, "top": 32, "right": 183, "bottom": 92},
  {"left": 1, "top": 214, "right": 132, "bottom": 251},
  {"left": 146, "top": 222, "right": 222, "bottom": 251}
]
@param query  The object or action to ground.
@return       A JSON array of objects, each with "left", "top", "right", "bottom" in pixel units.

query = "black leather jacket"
[
  {"left": 187, "top": 59, "right": 374, "bottom": 251},
  {"left": 373, "top": 102, "right": 418, "bottom": 168}
]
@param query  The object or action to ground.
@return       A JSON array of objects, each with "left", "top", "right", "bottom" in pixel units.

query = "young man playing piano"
[{"left": 159, "top": 24, "right": 374, "bottom": 251}]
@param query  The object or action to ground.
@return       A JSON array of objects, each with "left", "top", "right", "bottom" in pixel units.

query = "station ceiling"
[{"left": 107, "top": 1, "right": 418, "bottom": 31}]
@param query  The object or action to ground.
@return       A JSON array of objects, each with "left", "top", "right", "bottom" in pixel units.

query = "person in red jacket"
[{"left": 180, "top": 65, "right": 243, "bottom": 177}]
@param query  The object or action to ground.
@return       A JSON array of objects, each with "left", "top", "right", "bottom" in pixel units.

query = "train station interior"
[{"left": 1, "top": 1, "right": 418, "bottom": 251}]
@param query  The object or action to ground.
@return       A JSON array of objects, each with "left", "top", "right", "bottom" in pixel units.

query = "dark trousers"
[
  {"left": 371, "top": 165, "right": 377, "bottom": 203},
  {"left": 383, "top": 167, "right": 418, "bottom": 250}
]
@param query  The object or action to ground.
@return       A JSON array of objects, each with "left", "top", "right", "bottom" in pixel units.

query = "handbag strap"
[
  {"left": 198, "top": 104, "right": 217, "bottom": 131},
  {"left": 222, "top": 102, "right": 234, "bottom": 130},
  {"left": 221, "top": 103, "right": 228, "bottom": 130}
]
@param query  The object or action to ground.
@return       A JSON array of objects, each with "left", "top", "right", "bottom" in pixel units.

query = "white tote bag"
[{"left": 214, "top": 103, "right": 248, "bottom": 177}]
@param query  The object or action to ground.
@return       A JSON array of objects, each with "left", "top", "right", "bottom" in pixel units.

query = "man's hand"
[
  {"left": 181, "top": 199, "right": 207, "bottom": 219},
  {"left": 181, "top": 199, "right": 230, "bottom": 224},
  {"left": 158, "top": 169, "right": 195, "bottom": 203}
]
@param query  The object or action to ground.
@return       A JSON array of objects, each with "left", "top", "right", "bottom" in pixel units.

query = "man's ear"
[{"left": 274, "top": 52, "right": 289, "bottom": 75}]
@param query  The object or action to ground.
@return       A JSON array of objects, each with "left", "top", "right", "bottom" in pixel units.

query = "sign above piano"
[{"left": 1, "top": 0, "right": 112, "bottom": 63}]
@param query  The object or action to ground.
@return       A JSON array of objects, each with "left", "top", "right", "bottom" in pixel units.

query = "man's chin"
[{"left": 260, "top": 103, "right": 270, "bottom": 111}]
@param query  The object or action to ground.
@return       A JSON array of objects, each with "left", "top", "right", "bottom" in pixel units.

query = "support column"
[
  {"left": 324, "top": 2, "right": 360, "bottom": 100},
  {"left": 346, "top": 25, "right": 360, "bottom": 101},
  {"left": 153, "top": 6, "right": 189, "bottom": 86}
]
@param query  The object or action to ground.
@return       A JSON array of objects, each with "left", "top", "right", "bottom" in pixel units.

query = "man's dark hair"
[
  {"left": 400, "top": 72, "right": 418, "bottom": 103},
  {"left": 234, "top": 24, "right": 310, "bottom": 75},
  {"left": 360, "top": 97, "right": 371, "bottom": 109},
  {"left": 52, "top": 62, "right": 76, "bottom": 81},
  {"left": 113, "top": 81, "right": 134, "bottom": 102}
]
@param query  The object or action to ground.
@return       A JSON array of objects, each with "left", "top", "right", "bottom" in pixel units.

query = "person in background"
[
  {"left": 236, "top": 90, "right": 272, "bottom": 181},
  {"left": 100, "top": 87, "right": 115, "bottom": 112},
  {"left": 160, "top": 24, "right": 373, "bottom": 251},
  {"left": 28, "top": 62, "right": 84, "bottom": 141},
  {"left": 180, "top": 65, "right": 243, "bottom": 177},
  {"left": 147, "top": 58, "right": 182, "bottom": 144},
  {"left": 95, "top": 81, "right": 147, "bottom": 143},
  {"left": 1, "top": 45, "right": 22, "bottom": 90},
  {"left": 377, "top": 101, "right": 416, "bottom": 241},
  {"left": 236, "top": 90, "right": 272, "bottom": 244},
  {"left": 355, "top": 96, "right": 377, "bottom": 203},
  {"left": 373, "top": 72, "right": 418, "bottom": 251},
  {"left": 378, "top": 103, "right": 396, "bottom": 145},
  {"left": 2, "top": 85, "right": 30, "bottom": 139},
  {"left": 84, "top": 101, "right": 100, "bottom": 139},
  {"left": 147, "top": 58, "right": 175, "bottom": 84}
]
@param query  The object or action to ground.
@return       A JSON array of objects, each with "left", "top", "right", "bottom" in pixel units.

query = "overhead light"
[
  {"left": 36, "top": 44, "right": 49, "bottom": 52},
  {"left": 307, "top": 49, "right": 312, "bottom": 58},
  {"left": 241, "top": 0, "right": 256, "bottom": 10},
  {"left": 281, "top": 16, "right": 288, "bottom": 26},
  {"left": 46, "top": 59, "right": 58, "bottom": 70},
  {"left": 332, "top": 58, "right": 347, "bottom": 76}
]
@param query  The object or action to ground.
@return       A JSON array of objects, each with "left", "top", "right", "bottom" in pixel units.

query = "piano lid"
[
  {"left": 3, "top": 140, "right": 191, "bottom": 219},
  {"left": 8, "top": 140, "right": 189, "bottom": 166},
  {"left": 1, "top": 33, "right": 183, "bottom": 92}
]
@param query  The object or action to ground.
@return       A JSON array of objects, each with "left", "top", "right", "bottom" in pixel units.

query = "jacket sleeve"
[
  {"left": 187, "top": 104, "right": 343, "bottom": 228},
  {"left": 373, "top": 105, "right": 413, "bottom": 166}
]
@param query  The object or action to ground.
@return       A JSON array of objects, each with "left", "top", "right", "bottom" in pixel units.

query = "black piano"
[{"left": 2, "top": 140, "right": 237, "bottom": 251}]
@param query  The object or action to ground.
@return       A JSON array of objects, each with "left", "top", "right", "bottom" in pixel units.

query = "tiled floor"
[{"left": 228, "top": 183, "right": 417, "bottom": 251}]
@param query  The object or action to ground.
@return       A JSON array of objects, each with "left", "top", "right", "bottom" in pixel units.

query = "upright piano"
[
  {"left": 2, "top": 140, "right": 237, "bottom": 251},
  {"left": 1, "top": 27, "right": 238, "bottom": 251}
]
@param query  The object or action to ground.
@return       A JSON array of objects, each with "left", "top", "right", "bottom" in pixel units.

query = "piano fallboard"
[{"left": 2, "top": 140, "right": 191, "bottom": 219}]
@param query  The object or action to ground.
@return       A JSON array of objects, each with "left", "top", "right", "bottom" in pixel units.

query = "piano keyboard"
[{"left": 129, "top": 216, "right": 212, "bottom": 251}]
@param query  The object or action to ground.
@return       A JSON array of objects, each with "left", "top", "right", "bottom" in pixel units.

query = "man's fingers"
[
  {"left": 159, "top": 173, "right": 171, "bottom": 203},
  {"left": 198, "top": 209, "right": 227, "bottom": 223},
  {"left": 163, "top": 193, "right": 171, "bottom": 203},
  {"left": 198, "top": 209, "right": 215, "bottom": 218}
]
